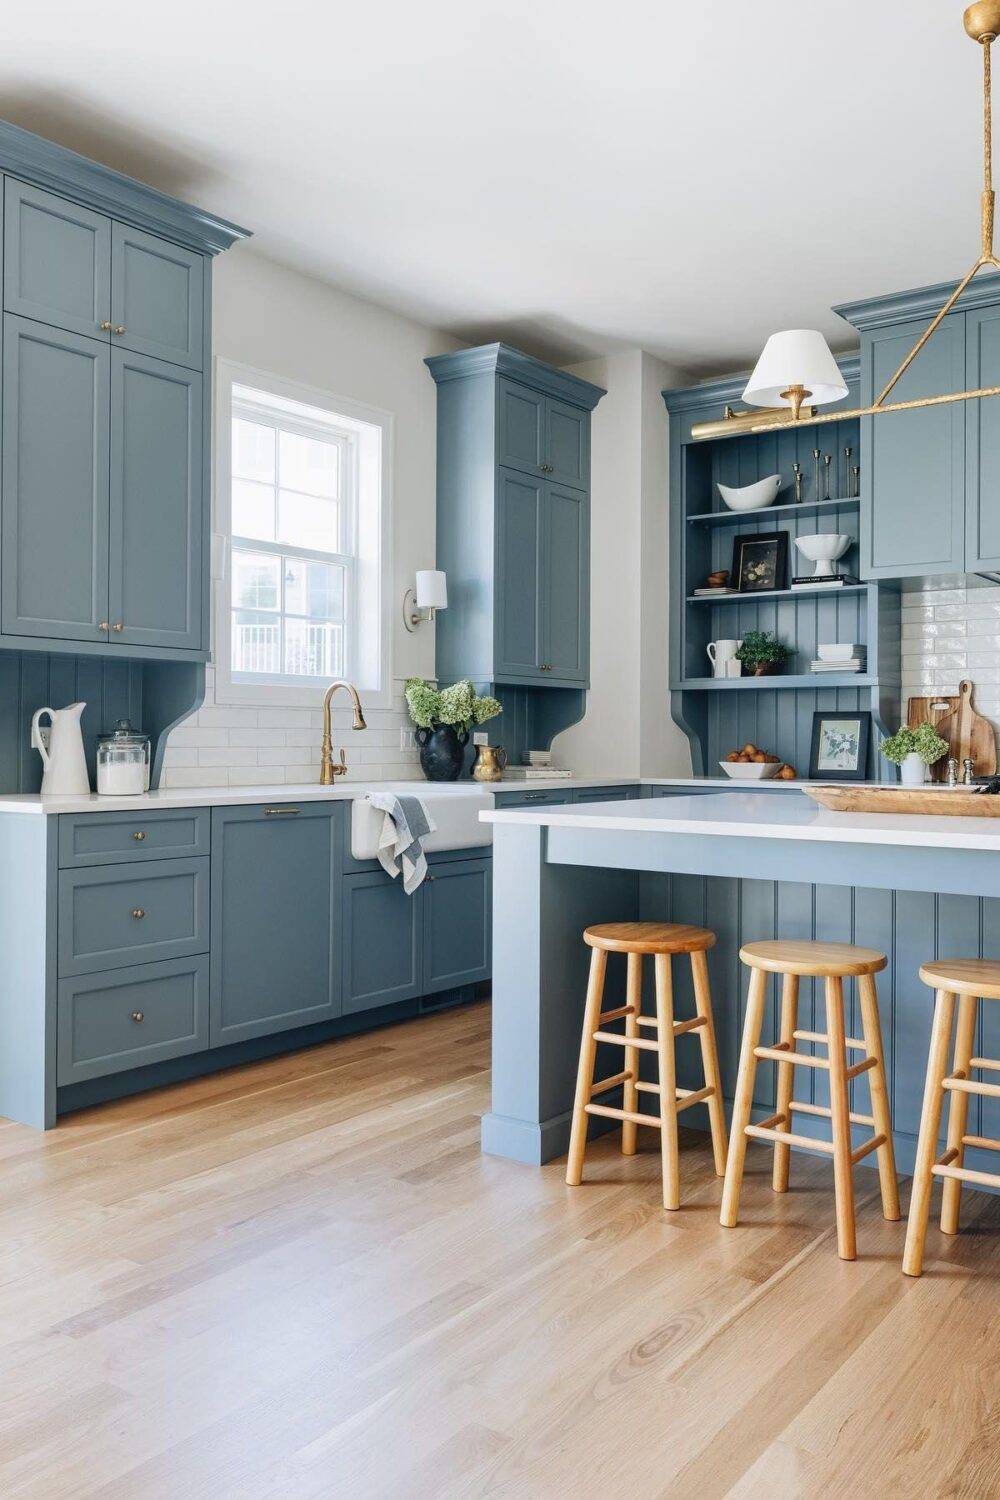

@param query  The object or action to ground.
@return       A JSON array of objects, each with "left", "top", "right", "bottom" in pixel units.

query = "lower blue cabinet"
[
  {"left": 58, "top": 856, "right": 209, "bottom": 975},
  {"left": 57, "top": 955, "right": 210, "bottom": 1084},
  {"left": 342, "top": 867, "right": 421, "bottom": 1015},
  {"left": 423, "top": 857, "right": 491, "bottom": 991},
  {"left": 210, "top": 803, "right": 340, "bottom": 1045}
]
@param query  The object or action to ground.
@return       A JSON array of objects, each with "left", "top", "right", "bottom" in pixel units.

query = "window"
[{"left": 215, "top": 362, "right": 392, "bottom": 706}]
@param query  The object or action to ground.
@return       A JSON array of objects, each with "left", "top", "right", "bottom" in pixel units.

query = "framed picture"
[
  {"left": 809, "top": 711, "right": 872, "bottom": 781},
  {"left": 730, "top": 531, "right": 788, "bottom": 593}
]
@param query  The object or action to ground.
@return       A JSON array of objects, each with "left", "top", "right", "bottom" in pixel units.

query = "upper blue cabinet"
[
  {"left": 0, "top": 121, "right": 248, "bottom": 660},
  {"left": 426, "top": 343, "right": 603, "bottom": 688},
  {"left": 838, "top": 276, "right": 1000, "bottom": 580}
]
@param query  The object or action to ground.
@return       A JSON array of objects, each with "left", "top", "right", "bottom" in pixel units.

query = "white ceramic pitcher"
[
  {"left": 30, "top": 702, "right": 91, "bottom": 795},
  {"left": 706, "top": 639, "right": 741, "bottom": 679}
]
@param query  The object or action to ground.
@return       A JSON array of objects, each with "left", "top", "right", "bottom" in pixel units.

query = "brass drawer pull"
[
  {"left": 112, "top": 325, "right": 126, "bottom": 335},
  {"left": 130, "top": 1010, "right": 144, "bottom": 1023},
  {"left": 99, "top": 320, "right": 113, "bottom": 332},
  {"left": 132, "top": 831, "right": 146, "bottom": 841},
  {"left": 112, "top": 622, "right": 125, "bottom": 632},
  {"left": 264, "top": 806, "right": 300, "bottom": 816},
  {"left": 131, "top": 907, "right": 146, "bottom": 920}
]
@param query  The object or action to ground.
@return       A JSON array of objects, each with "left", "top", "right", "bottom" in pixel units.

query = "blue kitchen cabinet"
[
  {"left": 58, "top": 856, "right": 209, "bottom": 976},
  {"left": 427, "top": 343, "right": 603, "bottom": 695},
  {"left": 110, "top": 350, "right": 203, "bottom": 650},
  {"left": 111, "top": 222, "right": 204, "bottom": 369},
  {"left": 58, "top": 955, "right": 211, "bottom": 1086},
  {"left": 422, "top": 857, "right": 492, "bottom": 991},
  {"left": 210, "top": 804, "right": 340, "bottom": 1045},
  {"left": 965, "top": 303, "right": 1000, "bottom": 573},
  {"left": 1, "top": 314, "right": 110, "bottom": 642},
  {"left": 3, "top": 178, "right": 111, "bottom": 340},
  {"left": 342, "top": 867, "right": 421, "bottom": 1014}
]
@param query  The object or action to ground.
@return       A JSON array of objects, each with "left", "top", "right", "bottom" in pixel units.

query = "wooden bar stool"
[
  {"left": 566, "top": 921, "right": 728, "bottom": 1209},
  {"left": 903, "top": 959, "right": 1000, "bottom": 1277},
  {"left": 721, "top": 940, "right": 899, "bottom": 1261}
]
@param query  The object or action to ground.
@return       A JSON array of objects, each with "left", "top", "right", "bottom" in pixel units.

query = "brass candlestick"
[
  {"left": 792, "top": 461, "right": 804, "bottom": 503},
  {"left": 823, "top": 453, "right": 832, "bottom": 501},
  {"left": 843, "top": 445, "right": 853, "bottom": 499},
  {"left": 851, "top": 464, "right": 860, "bottom": 498},
  {"left": 812, "top": 448, "right": 821, "bottom": 501}
]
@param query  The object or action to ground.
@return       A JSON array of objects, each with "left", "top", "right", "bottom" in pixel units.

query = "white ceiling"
[{"left": 2, "top": 1, "right": 990, "bottom": 374}]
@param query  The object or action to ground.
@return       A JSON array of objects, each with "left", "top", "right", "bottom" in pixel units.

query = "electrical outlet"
[{"left": 400, "top": 727, "right": 416, "bottom": 751}]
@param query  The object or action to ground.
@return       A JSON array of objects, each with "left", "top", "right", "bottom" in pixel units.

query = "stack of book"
[
  {"left": 502, "top": 765, "right": 573, "bottom": 781},
  {"left": 790, "top": 573, "right": 860, "bottom": 591}
]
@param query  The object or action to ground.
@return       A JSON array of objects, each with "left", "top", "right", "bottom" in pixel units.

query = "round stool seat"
[
  {"left": 919, "top": 958, "right": 1000, "bottom": 998},
  {"left": 583, "top": 921, "right": 715, "bottom": 955},
  {"left": 739, "top": 939, "right": 886, "bottom": 978}
]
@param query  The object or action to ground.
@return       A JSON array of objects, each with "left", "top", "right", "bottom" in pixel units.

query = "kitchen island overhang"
[{"left": 480, "top": 791, "right": 1000, "bottom": 1174}]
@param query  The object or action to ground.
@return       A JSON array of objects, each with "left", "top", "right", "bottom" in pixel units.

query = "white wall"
[
  {"left": 160, "top": 246, "right": 460, "bottom": 788},
  {"left": 551, "top": 350, "right": 692, "bottom": 778}
]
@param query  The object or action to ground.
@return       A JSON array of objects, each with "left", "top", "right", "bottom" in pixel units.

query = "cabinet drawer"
[
  {"left": 57, "top": 956, "right": 209, "bottom": 1084},
  {"left": 59, "top": 808, "right": 211, "bottom": 866},
  {"left": 58, "top": 857, "right": 209, "bottom": 975},
  {"left": 494, "top": 788, "right": 573, "bottom": 807}
]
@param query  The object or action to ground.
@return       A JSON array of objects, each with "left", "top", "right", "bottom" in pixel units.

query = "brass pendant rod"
[
  {"left": 691, "top": 380, "right": 1000, "bottom": 442},
  {"left": 873, "top": 255, "right": 987, "bottom": 408}
]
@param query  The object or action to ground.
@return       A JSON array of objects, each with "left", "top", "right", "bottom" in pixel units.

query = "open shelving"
[{"left": 663, "top": 356, "right": 901, "bottom": 778}]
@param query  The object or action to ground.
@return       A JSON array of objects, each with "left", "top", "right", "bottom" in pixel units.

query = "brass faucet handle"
[{"left": 333, "top": 747, "right": 348, "bottom": 777}]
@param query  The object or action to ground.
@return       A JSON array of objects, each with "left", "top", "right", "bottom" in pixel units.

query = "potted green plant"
[
  {"left": 404, "top": 678, "right": 502, "bottom": 781},
  {"left": 734, "top": 630, "right": 792, "bottom": 677},
  {"left": 880, "top": 721, "right": 950, "bottom": 787}
]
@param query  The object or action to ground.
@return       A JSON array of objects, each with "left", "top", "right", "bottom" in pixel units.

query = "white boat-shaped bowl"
[
  {"left": 719, "top": 760, "right": 781, "bottom": 780},
  {"left": 716, "top": 474, "right": 782, "bottom": 512}
]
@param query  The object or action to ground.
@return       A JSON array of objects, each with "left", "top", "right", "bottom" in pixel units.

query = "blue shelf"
[
  {"left": 687, "top": 583, "right": 867, "bottom": 605},
  {"left": 674, "top": 674, "right": 876, "bottom": 691},
  {"left": 687, "top": 495, "right": 860, "bottom": 526}
]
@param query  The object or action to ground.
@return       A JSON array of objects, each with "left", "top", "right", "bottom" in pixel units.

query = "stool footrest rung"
[
  {"left": 845, "top": 1056, "right": 877, "bottom": 1081},
  {"left": 585, "top": 1102, "right": 662, "bottom": 1129},
  {"left": 793, "top": 1028, "right": 867, "bottom": 1051},
  {"left": 971, "top": 1056, "right": 1000, "bottom": 1072},
  {"left": 675, "top": 1085, "right": 714, "bottom": 1113},
  {"left": 790, "top": 1099, "right": 876, "bottom": 1128},
  {"left": 744, "top": 1119, "right": 835, "bottom": 1156},
  {"left": 943, "top": 1074, "right": 1000, "bottom": 1099},
  {"left": 592, "top": 1029, "right": 660, "bottom": 1052},
  {"left": 931, "top": 1157, "right": 1000, "bottom": 1191},
  {"left": 673, "top": 1015, "right": 707, "bottom": 1036},
  {"left": 588, "top": 1069, "right": 634, "bottom": 1099},
  {"left": 597, "top": 1005, "right": 636, "bottom": 1025},
  {"left": 961, "top": 1133, "right": 1000, "bottom": 1152},
  {"left": 754, "top": 1044, "right": 828, "bottom": 1070},
  {"left": 850, "top": 1133, "right": 886, "bottom": 1165}
]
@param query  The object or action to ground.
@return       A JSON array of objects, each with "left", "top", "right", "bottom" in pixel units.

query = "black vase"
[{"left": 415, "top": 724, "right": 469, "bottom": 781}]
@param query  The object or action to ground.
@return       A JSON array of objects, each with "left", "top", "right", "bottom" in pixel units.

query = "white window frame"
[{"left": 213, "top": 358, "right": 393, "bottom": 709}]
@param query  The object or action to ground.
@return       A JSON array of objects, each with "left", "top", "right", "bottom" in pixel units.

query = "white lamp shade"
[
  {"left": 415, "top": 569, "right": 447, "bottom": 610},
  {"left": 742, "top": 329, "right": 848, "bottom": 409}
]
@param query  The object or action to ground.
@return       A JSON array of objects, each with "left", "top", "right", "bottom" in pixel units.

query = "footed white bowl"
[
  {"left": 719, "top": 760, "right": 781, "bottom": 780},
  {"left": 716, "top": 474, "right": 782, "bottom": 513},
  {"left": 794, "top": 532, "right": 851, "bottom": 578}
]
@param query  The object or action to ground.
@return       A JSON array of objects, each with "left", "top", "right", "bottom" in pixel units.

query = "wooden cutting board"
[
  {"left": 804, "top": 784, "right": 1000, "bottom": 817},
  {"left": 907, "top": 680, "right": 997, "bottom": 781}
]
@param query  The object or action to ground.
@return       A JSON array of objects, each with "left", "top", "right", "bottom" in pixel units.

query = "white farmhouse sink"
[{"left": 351, "top": 783, "right": 495, "bottom": 860}]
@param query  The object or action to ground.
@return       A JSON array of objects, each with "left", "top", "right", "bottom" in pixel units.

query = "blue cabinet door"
[
  {"left": 965, "top": 305, "right": 1000, "bottom": 572},
  {"left": 422, "top": 857, "right": 491, "bottom": 992},
  {"left": 111, "top": 223, "right": 204, "bottom": 370},
  {"left": 2, "top": 314, "right": 110, "bottom": 642},
  {"left": 342, "top": 869, "right": 420, "bottom": 1014},
  {"left": 861, "top": 312, "right": 966, "bottom": 579},
  {"left": 210, "top": 804, "right": 339, "bottom": 1045},
  {"left": 543, "top": 481, "right": 588, "bottom": 684},
  {"left": 4, "top": 178, "right": 111, "bottom": 340},
  {"left": 495, "top": 467, "right": 545, "bottom": 681},
  {"left": 498, "top": 377, "right": 544, "bottom": 475},
  {"left": 545, "top": 398, "right": 588, "bottom": 488},
  {"left": 110, "top": 350, "right": 203, "bottom": 650}
]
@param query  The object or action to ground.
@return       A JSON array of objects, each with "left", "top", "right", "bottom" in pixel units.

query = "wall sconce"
[{"left": 403, "top": 569, "right": 448, "bottom": 632}]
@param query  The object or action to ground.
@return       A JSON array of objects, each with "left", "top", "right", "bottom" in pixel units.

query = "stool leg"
[
  {"left": 566, "top": 947, "right": 608, "bottom": 1187},
  {"left": 621, "top": 952, "right": 642, "bottom": 1157},
  {"left": 720, "top": 965, "right": 768, "bottom": 1228},
  {"left": 903, "top": 989, "right": 956, "bottom": 1277},
  {"left": 654, "top": 953, "right": 680, "bottom": 1210},
  {"left": 826, "top": 977, "right": 857, "bottom": 1261},
  {"left": 941, "top": 993, "right": 979, "bottom": 1236},
  {"left": 772, "top": 972, "right": 799, "bottom": 1194},
  {"left": 690, "top": 949, "right": 728, "bottom": 1178},
  {"left": 857, "top": 973, "right": 900, "bottom": 1222}
]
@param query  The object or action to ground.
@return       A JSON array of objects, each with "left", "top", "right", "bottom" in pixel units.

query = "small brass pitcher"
[{"left": 472, "top": 743, "right": 508, "bottom": 783}]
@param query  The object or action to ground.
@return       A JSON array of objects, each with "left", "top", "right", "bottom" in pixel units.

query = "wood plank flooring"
[{"left": 0, "top": 1000, "right": 997, "bottom": 1498}]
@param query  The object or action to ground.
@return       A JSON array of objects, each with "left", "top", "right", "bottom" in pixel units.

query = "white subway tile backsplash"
[
  {"left": 168, "top": 727, "right": 230, "bottom": 749},
  {"left": 198, "top": 747, "right": 260, "bottom": 768}
]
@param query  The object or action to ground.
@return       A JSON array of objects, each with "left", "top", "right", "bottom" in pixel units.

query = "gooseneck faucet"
[{"left": 320, "top": 681, "right": 367, "bottom": 784}]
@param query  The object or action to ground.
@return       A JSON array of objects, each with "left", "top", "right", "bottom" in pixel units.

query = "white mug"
[{"left": 706, "top": 639, "right": 740, "bottom": 678}]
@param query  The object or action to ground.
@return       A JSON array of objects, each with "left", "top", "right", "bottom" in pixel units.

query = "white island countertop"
[{"left": 482, "top": 788, "right": 1000, "bottom": 852}]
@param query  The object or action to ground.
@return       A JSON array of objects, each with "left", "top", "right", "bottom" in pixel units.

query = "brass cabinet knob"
[
  {"left": 112, "top": 622, "right": 125, "bottom": 632},
  {"left": 99, "top": 320, "right": 114, "bottom": 332},
  {"left": 99, "top": 621, "right": 110, "bottom": 632},
  {"left": 132, "top": 831, "right": 146, "bottom": 841},
  {"left": 131, "top": 908, "right": 146, "bottom": 920},
  {"left": 130, "top": 1010, "right": 144, "bottom": 1023},
  {"left": 112, "top": 325, "right": 126, "bottom": 335}
]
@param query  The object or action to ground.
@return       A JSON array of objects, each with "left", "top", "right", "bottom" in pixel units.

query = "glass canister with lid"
[{"left": 96, "top": 719, "right": 151, "bottom": 796}]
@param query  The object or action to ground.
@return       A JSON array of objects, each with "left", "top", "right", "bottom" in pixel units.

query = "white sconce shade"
[
  {"left": 415, "top": 570, "right": 448, "bottom": 610},
  {"left": 742, "top": 329, "right": 848, "bottom": 409}
]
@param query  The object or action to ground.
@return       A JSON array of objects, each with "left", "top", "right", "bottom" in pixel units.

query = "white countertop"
[{"left": 482, "top": 789, "right": 1000, "bottom": 852}]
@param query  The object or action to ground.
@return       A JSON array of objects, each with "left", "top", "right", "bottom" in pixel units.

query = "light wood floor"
[{"left": 1, "top": 1001, "right": 998, "bottom": 1499}]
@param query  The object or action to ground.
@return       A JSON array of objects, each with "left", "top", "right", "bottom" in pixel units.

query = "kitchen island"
[{"left": 481, "top": 790, "right": 1000, "bottom": 1183}]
